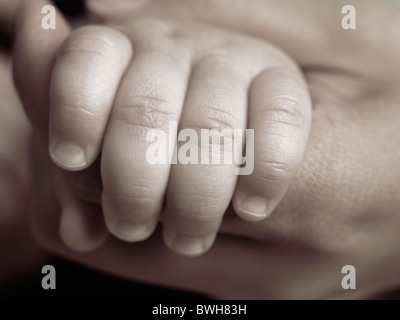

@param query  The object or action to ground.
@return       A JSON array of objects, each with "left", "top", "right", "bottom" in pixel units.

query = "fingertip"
[
  {"left": 163, "top": 234, "right": 215, "bottom": 257},
  {"left": 232, "top": 194, "right": 270, "bottom": 222},
  {"left": 163, "top": 223, "right": 216, "bottom": 257},
  {"left": 50, "top": 141, "right": 87, "bottom": 171},
  {"left": 110, "top": 219, "right": 156, "bottom": 242},
  {"left": 232, "top": 182, "right": 281, "bottom": 222},
  {"left": 59, "top": 205, "right": 109, "bottom": 253},
  {"left": 102, "top": 195, "right": 157, "bottom": 242}
]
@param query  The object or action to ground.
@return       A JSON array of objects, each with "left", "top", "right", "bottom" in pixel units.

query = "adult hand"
[
  {"left": 20, "top": 0, "right": 400, "bottom": 298},
  {"left": 0, "top": 48, "right": 47, "bottom": 287}
]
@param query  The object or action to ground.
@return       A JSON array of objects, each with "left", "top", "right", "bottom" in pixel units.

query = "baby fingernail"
[
  {"left": 165, "top": 233, "right": 215, "bottom": 256},
  {"left": 113, "top": 220, "right": 153, "bottom": 242},
  {"left": 239, "top": 196, "right": 269, "bottom": 221},
  {"left": 51, "top": 142, "right": 87, "bottom": 170}
]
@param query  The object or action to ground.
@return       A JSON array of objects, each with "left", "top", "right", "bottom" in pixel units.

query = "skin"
[
  {"left": 9, "top": 0, "right": 400, "bottom": 298},
  {"left": 0, "top": 49, "right": 47, "bottom": 287},
  {"left": 13, "top": 0, "right": 312, "bottom": 256}
]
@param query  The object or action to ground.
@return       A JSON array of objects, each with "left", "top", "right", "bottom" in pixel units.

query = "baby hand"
[{"left": 14, "top": 1, "right": 311, "bottom": 256}]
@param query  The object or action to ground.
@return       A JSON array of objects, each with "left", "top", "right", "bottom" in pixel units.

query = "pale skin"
[
  {"left": 13, "top": 0, "right": 312, "bottom": 256},
  {"left": 8, "top": 0, "right": 400, "bottom": 299},
  {"left": 0, "top": 49, "right": 47, "bottom": 287}
]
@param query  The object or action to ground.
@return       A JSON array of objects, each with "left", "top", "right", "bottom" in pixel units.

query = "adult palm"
[{"left": 15, "top": 0, "right": 400, "bottom": 298}]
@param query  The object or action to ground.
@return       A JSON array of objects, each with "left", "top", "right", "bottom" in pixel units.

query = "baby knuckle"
[
  {"left": 199, "top": 52, "right": 233, "bottom": 71},
  {"left": 188, "top": 194, "right": 227, "bottom": 219},
  {"left": 259, "top": 95, "right": 308, "bottom": 130},
  {"left": 195, "top": 106, "right": 242, "bottom": 132},
  {"left": 116, "top": 95, "right": 178, "bottom": 132},
  {"left": 187, "top": 108, "right": 242, "bottom": 155}
]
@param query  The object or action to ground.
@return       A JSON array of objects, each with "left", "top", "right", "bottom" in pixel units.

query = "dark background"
[{"left": 0, "top": 257, "right": 207, "bottom": 300}]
